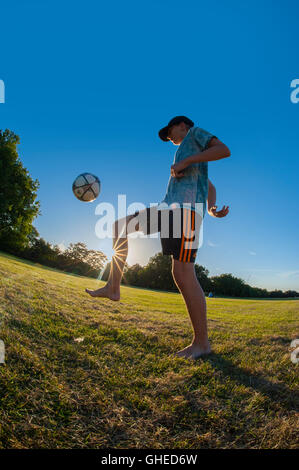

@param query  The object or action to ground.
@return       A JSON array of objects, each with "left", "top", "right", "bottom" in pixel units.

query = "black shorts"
[{"left": 132, "top": 206, "right": 203, "bottom": 263}]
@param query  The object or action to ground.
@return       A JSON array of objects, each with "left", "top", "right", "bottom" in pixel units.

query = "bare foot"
[
  {"left": 175, "top": 345, "right": 193, "bottom": 359},
  {"left": 175, "top": 342, "right": 212, "bottom": 360},
  {"left": 85, "top": 284, "right": 120, "bottom": 301}
]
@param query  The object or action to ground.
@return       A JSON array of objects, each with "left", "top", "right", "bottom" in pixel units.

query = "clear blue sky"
[{"left": 1, "top": 0, "right": 298, "bottom": 291}]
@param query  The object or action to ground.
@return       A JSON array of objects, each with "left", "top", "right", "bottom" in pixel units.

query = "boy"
[{"left": 86, "top": 116, "right": 230, "bottom": 359}]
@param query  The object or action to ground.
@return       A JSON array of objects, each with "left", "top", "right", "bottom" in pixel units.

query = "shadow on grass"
[{"left": 197, "top": 353, "right": 299, "bottom": 412}]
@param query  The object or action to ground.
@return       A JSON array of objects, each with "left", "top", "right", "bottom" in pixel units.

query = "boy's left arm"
[
  {"left": 189, "top": 137, "right": 231, "bottom": 164},
  {"left": 207, "top": 178, "right": 229, "bottom": 218},
  {"left": 171, "top": 138, "right": 230, "bottom": 175}
]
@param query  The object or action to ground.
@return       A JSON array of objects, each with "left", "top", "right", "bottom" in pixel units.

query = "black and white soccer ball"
[{"left": 72, "top": 173, "right": 101, "bottom": 202}]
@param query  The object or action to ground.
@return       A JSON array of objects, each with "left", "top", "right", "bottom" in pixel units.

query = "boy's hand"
[
  {"left": 208, "top": 205, "right": 229, "bottom": 218},
  {"left": 171, "top": 160, "right": 187, "bottom": 178}
]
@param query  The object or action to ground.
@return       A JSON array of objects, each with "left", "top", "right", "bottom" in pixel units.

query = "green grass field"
[{"left": 0, "top": 251, "right": 298, "bottom": 449}]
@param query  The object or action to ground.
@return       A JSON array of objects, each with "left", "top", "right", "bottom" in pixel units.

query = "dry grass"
[{"left": 0, "top": 251, "right": 298, "bottom": 449}]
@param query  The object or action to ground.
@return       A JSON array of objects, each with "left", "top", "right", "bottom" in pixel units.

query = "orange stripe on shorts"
[
  {"left": 179, "top": 208, "right": 187, "bottom": 261},
  {"left": 187, "top": 211, "right": 195, "bottom": 262},
  {"left": 183, "top": 209, "right": 191, "bottom": 262}
]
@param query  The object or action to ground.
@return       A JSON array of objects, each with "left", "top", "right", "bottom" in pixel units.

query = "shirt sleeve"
[{"left": 191, "top": 127, "right": 217, "bottom": 151}]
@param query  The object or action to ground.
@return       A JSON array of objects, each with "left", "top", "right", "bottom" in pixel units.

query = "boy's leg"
[
  {"left": 171, "top": 258, "right": 211, "bottom": 359},
  {"left": 85, "top": 207, "right": 158, "bottom": 300},
  {"left": 85, "top": 213, "right": 138, "bottom": 300}
]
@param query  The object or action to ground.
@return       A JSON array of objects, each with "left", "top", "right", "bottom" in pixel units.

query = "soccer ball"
[{"left": 72, "top": 173, "right": 101, "bottom": 202}]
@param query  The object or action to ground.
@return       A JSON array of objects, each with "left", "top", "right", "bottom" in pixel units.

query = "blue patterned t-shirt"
[{"left": 159, "top": 126, "right": 216, "bottom": 217}]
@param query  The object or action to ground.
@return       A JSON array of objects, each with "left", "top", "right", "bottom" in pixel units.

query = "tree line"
[
  {"left": 0, "top": 129, "right": 298, "bottom": 298},
  {"left": 104, "top": 253, "right": 298, "bottom": 298}
]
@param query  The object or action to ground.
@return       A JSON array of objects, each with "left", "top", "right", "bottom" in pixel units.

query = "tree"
[
  {"left": 123, "top": 256, "right": 214, "bottom": 293},
  {"left": 123, "top": 263, "right": 143, "bottom": 286},
  {"left": 63, "top": 242, "right": 107, "bottom": 276},
  {"left": 269, "top": 289, "right": 284, "bottom": 298},
  {"left": 123, "top": 252, "right": 177, "bottom": 291},
  {"left": 27, "top": 226, "right": 40, "bottom": 247},
  {"left": 143, "top": 252, "right": 177, "bottom": 291},
  {"left": 24, "top": 237, "right": 58, "bottom": 265},
  {"left": 0, "top": 130, "right": 40, "bottom": 253},
  {"left": 211, "top": 273, "right": 247, "bottom": 297},
  {"left": 194, "top": 264, "right": 213, "bottom": 292},
  {"left": 284, "top": 290, "right": 299, "bottom": 298}
]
